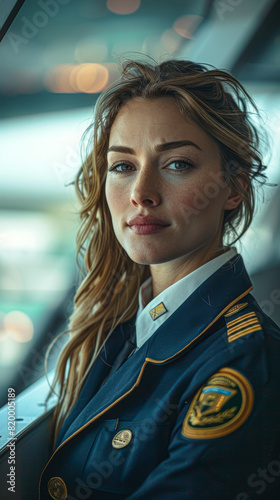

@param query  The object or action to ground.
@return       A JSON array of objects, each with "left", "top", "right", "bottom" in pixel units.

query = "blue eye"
[
  {"left": 108, "top": 163, "right": 135, "bottom": 172},
  {"left": 167, "top": 160, "right": 194, "bottom": 171}
]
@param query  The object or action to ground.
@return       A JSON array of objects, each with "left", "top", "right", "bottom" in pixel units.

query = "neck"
[{"left": 150, "top": 246, "right": 228, "bottom": 299}]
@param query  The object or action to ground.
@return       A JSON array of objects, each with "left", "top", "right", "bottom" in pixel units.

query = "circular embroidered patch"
[{"left": 182, "top": 367, "right": 254, "bottom": 439}]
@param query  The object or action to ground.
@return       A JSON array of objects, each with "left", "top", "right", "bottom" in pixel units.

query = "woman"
[{"left": 39, "top": 59, "right": 280, "bottom": 500}]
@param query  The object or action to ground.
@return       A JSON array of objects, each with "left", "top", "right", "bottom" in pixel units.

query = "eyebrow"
[{"left": 107, "top": 140, "right": 202, "bottom": 154}]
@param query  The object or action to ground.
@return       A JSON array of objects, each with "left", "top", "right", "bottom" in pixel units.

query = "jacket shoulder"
[{"left": 223, "top": 294, "right": 280, "bottom": 346}]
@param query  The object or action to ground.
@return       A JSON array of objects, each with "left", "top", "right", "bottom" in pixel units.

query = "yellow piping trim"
[
  {"left": 228, "top": 325, "right": 262, "bottom": 343},
  {"left": 227, "top": 311, "right": 256, "bottom": 327},
  {"left": 38, "top": 285, "right": 253, "bottom": 498},
  {"left": 144, "top": 286, "right": 253, "bottom": 365},
  {"left": 227, "top": 318, "right": 260, "bottom": 335},
  {"left": 39, "top": 360, "right": 149, "bottom": 498}
]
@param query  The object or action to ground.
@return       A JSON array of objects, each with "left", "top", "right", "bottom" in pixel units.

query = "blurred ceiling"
[
  {"left": 0, "top": 0, "right": 212, "bottom": 118},
  {"left": 0, "top": 0, "right": 279, "bottom": 121},
  {"left": 1, "top": 0, "right": 279, "bottom": 120}
]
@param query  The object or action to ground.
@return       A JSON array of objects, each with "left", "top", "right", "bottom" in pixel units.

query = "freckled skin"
[{"left": 105, "top": 97, "right": 241, "bottom": 293}]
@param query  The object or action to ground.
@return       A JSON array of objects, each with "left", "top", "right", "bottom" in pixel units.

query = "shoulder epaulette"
[{"left": 224, "top": 303, "right": 262, "bottom": 343}]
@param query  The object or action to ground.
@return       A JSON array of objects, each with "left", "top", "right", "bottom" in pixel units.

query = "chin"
[{"left": 127, "top": 251, "right": 177, "bottom": 266}]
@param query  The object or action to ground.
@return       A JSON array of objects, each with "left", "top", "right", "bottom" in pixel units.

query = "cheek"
[
  {"left": 171, "top": 186, "right": 209, "bottom": 215},
  {"left": 178, "top": 180, "right": 227, "bottom": 216},
  {"left": 105, "top": 182, "right": 121, "bottom": 217}
]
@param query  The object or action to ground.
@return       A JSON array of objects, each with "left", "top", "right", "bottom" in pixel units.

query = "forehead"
[{"left": 108, "top": 97, "right": 215, "bottom": 150}]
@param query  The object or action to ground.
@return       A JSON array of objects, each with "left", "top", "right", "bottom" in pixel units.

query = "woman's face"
[{"left": 105, "top": 97, "right": 236, "bottom": 267}]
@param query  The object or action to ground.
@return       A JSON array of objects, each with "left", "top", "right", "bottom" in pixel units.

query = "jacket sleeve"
[{"left": 125, "top": 346, "right": 280, "bottom": 500}]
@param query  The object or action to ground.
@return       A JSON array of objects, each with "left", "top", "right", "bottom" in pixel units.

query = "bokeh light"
[
  {"left": 173, "top": 15, "right": 203, "bottom": 39},
  {"left": 3, "top": 311, "right": 34, "bottom": 343},
  {"left": 107, "top": 0, "right": 140, "bottom": 15},
  {"left": 0, "top": 337, "right": 22, "bottom": 366},
  {"left": 0, "top": 312, "right": 8, "bottom": 342},
  {"left": 75, "top": 64, "right": 109, "bottom": 93},
  {"left": 45, "top": 64, "right": 109, "bottom": 93},
  {"left": 45, "top": 64, "right": 75, "bottom": 93}
]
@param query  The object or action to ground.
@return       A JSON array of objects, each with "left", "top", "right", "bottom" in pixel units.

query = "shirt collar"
[{"left": 135, "top": 247, "right": 237, "bottom": 349}]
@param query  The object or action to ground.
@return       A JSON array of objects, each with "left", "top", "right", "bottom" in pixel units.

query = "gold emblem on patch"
[
  {"left": 149, "top": 302, "right": 167, "bottom": 321},
  {"left": 224, "top": 302, "right": 248, "bottom": 317},
  {"left": 112, "top": 429, "right": 133, "bottom": 449},
  {"left": 182, "top": 367, "right": 254, "bottom": 439},
  {"left": 47, "top": 477, "right": 67, "bottom": 500}
]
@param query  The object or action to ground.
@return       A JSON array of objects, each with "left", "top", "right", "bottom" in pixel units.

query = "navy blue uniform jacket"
[{"left": 39, "top": 255, "right": 280, "bottom": 499}]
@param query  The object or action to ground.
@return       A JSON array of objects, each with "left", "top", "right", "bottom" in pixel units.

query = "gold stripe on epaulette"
[
  {"left": 227, "top": 318, "right": 260, "bottom": 335},
  {"left": 226, "top": 311, "right": 262, "bottom": 343},
  {"left": 227, "top": 311, "right": 256, "bottom": 328},
  {"left": 224, "top": 302, "right": 248, "bottom": 317},
  {"left": 228, "top": 325, "right": 263, "bottom": 343}
]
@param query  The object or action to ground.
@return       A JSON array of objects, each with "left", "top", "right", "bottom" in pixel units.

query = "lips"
[
  {"left": 127, "top": 215, "right": 170, "bottom": 235},
  {"left": 128, "top": 215, "right": 169, "bottom": 226}
]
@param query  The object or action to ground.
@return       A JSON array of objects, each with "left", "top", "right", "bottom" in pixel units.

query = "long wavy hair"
[{"left": 46, "top": 58, "right": 268, "bottom": 446}]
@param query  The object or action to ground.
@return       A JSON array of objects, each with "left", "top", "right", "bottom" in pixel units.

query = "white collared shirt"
[{"left": 134, "top": 247, "right": 237, "bottom": 351}]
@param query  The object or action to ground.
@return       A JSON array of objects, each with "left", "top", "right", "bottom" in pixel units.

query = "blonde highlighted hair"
[{"left": 46, "top": 58, "right": 268, "bottom": 446}]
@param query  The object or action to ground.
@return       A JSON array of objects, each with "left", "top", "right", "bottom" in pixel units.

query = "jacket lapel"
[
  {"left": 57, "top": 254, "right": 253, "bottom": 447},
  {"left": 147, "top": 254, "right": 253, "bottom": 361},
  {"left": 55, "top": 318, "right": 135, "bottom": 447},
  {"left": 57, "top": 338, "right": 149, "bottom": 445}
]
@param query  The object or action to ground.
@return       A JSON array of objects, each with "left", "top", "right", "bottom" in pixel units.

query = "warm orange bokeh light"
[
  {"left": 45, "top": 64, "right": 109, "bottom": 93},
  {"left": 69, "top": 65, "right": 82, "bottom": 92},
  {"left": 0, "top": 312, "right": 8, "bottom": 342},
  {"left": 75, "top": 64, "right": 109, "bottom": 93},
  {"left": 107, "top": 0, "right": 140, "bottom": 15},
  {"left": 173, "top": 15, "right": 203, "bottom": 39},
  {"left": 45, "top": 64, "right": 75, "bottom": 93},
  {"left": 4, "top": 311, "right": 34, "bottom": 343}
]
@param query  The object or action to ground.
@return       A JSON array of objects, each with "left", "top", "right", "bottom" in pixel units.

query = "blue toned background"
[{"left": 0, "top": 0, "right": 280, "bottom": 405}]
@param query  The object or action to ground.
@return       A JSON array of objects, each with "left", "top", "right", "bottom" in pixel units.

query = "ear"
[{"left": 224, "top": 178, "right": 248, "bottom": 211}]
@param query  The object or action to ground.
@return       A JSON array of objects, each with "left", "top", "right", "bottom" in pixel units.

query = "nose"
[{"left": 130, "top": 168, "right": 161, "bottom": 208}]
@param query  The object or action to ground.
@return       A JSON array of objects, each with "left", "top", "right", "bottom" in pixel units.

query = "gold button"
[
  {"left": 47, "top": 477, "right": 67, "bottom": 500},
  {"left": 112, "top": 429, "right": 132, "bottom": 449}
]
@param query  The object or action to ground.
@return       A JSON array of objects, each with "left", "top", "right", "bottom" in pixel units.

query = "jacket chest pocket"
[{"left": 80, "top": 419, "right": 171, "bottom": 495}]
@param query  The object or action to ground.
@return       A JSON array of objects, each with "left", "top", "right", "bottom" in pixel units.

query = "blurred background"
[{"left": 0, "top": 0, "right": 280, "bottom": 406}]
